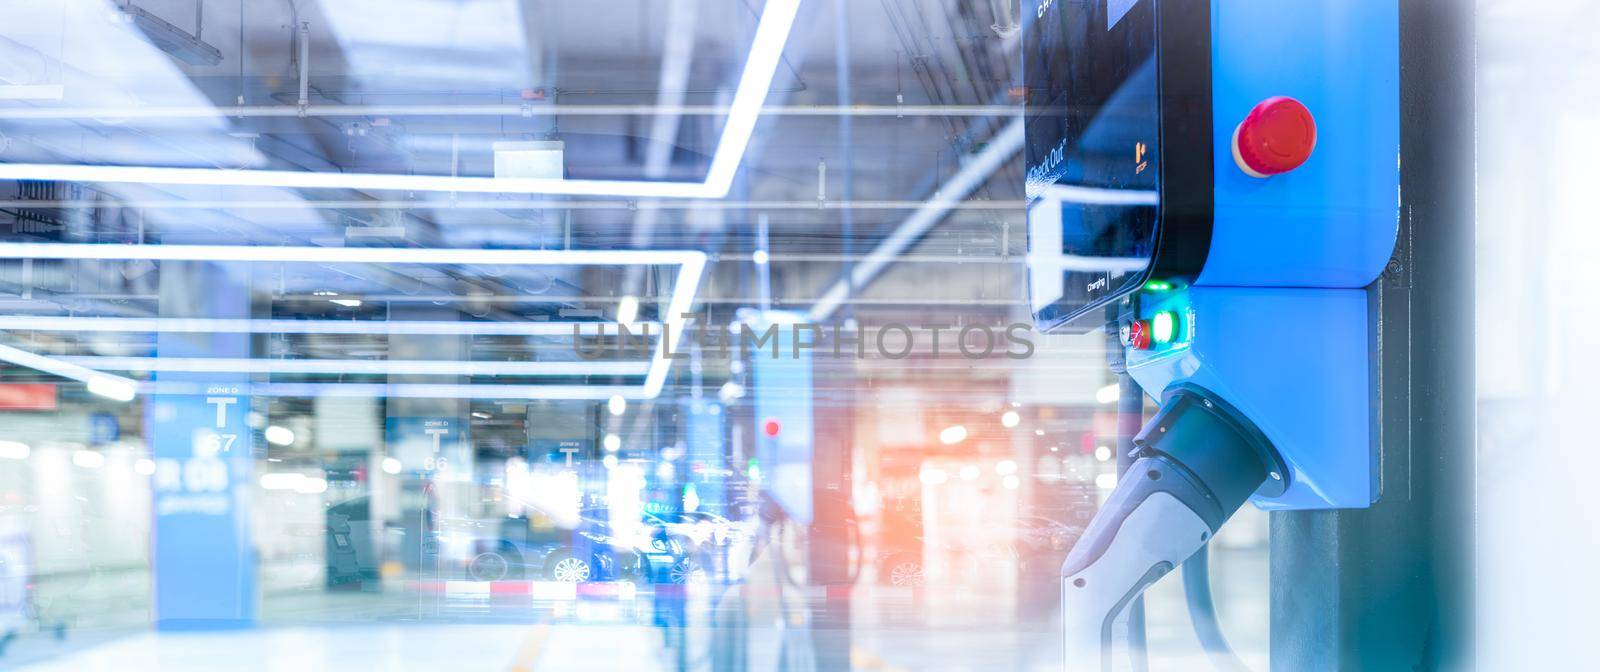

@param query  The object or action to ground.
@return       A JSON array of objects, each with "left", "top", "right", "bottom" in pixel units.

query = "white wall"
[{"left": 1476, "top": 1, "right": 1600, "bottom": 666}]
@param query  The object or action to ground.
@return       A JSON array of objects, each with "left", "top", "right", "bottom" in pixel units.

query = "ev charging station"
[{"left": 1024, "top": 0, "right": 1400, "bottom": 668}]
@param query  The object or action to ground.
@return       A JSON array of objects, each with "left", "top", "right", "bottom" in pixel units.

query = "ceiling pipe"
[
  {"left": 832, "top": 0, "right": 857, "bottom": 318},
  {"left": 0, "top": 103, "right": 1018, "bottom": 121},
  {"left": 0, "top": 35, "right": 143, "bottom": 112},
  {"left": 807, "top": 117, "right": 1024, "bottom": 322},
  {"left": 615, "top": 0, "right": 703, "bottom": 435},
  {"left": 0, "top": 198, "right": 1030, "bottom": 212},
  {"left": 625, "top": 0, "right": 703, "bottom": 251},
  {"left": 296, "top": 21, "right": 311, "bottom": 112}
]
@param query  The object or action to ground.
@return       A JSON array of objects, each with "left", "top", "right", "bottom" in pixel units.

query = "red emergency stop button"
[{"left": 1232, "top": 96, "right": 1316, "bottom": 178}]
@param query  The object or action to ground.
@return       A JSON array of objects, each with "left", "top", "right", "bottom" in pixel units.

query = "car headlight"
[{"left": 651, "top": 539, "right": 669, "bottom": 552}]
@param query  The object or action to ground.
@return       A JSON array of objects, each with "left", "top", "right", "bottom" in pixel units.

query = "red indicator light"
[
  {"left": 1232, "top": 96, "right": 1317, "bottom": 178},
  {"left": 1123, "top": 320, "right": 1152, "bottom": 350},
  {"left": 763, "top": 419, "right": 782, "bottom": 437}
]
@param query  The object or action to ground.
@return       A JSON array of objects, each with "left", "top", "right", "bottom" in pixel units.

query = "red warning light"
[
  {"left": 763, "top": 419, "right": 782, "bottom": 437},
  {"left": 1122, "top": 320, "right": 1152, "bottom": 350}
]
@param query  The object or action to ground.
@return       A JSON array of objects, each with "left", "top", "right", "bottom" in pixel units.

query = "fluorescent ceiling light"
[
  {"left": 143, "top": 381, "right": 649, "bottom": 401},
  {"left": 616, "top": 296, "right": 640, "bottom": 326},
  {"left": 264, "top": 425, "right": 296, "bottom": 446},
  {"left": 58, "top": 356, "right": 649, "bottom": 378},
  {"left": 0, "top": 0, "right": 803, "bottom": 199},
  {"left": 0, "top": 243, "right": 706, "bottom": 400},
  {"left": 1022, "top": 252, "right": 1149, "bottom": 275},
  {"left": 0, "top": 316, "right": 661, "bottom": 337},
  {"left": 87, "top": 375, "right": 138, "bottom": 402},
  {"left": 0, "top": 165, "right": 712, "bottom": 198},
  {"left": 642, "top": 254, "right": 704, "bottom": 398},
  {"left": 0, "top": 342, "right": 139, "bottom": 402},
  {"left": 1035, "top": 183, "right": 1159, "bottom": 206},
  {"left": 123, "top": 4, "right": 223, "bottom": 66},
  {"left": 0, "top": 242, "right": 702, "bottom": 266},
  {"left": 699, "top": 0, "right": 802, "bottom": 193},
  {"left": 0, "top": 197, "right": 1032, "bottom": 212}
]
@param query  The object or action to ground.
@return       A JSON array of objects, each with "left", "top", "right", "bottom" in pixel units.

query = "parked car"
[
  {"left": 639, "top": 509, "right": 748, "bottom": 551},
  {"left": 444, "top": 514, "right": 694, "bottom": 584},
  {"left": 322, "top": 493, "right": 704, "bottom": 585},
  {"left": 875, "top": 513, "right": 1085, "bottom": 588},
  {"left": 577, "top": 508, "right": 706, "bottom": 584}
]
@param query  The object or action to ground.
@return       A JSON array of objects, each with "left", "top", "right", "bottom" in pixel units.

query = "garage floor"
[{"left": 2, "top": 548, "right": 1267, "bottom": 671}]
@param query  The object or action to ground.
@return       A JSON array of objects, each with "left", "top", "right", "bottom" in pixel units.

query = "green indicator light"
[
  {"left": 1151, "top": 311, "right": 1178, "bottom": 344},
  {"left": 1144, "top": 280, "right": 1173, "bottom": 292}
]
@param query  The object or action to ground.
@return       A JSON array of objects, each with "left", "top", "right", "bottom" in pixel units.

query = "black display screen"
[{"left": 1025, "top": 0, "right": 1161, "bottom": 332}]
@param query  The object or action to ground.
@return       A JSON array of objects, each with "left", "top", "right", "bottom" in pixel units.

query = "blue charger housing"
[
  {"left": 1024, "top": 0, "right": 1398, "bottom": 511},
  {"left": 1126, "top": 0, "right": 1398, "bottom": 510},
  {"left": 1126, "top": 287, "right": 1375, "bottom": 509},
  {"left": 1200, "top": 0, "right": 1400, "bottom": 288}
]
